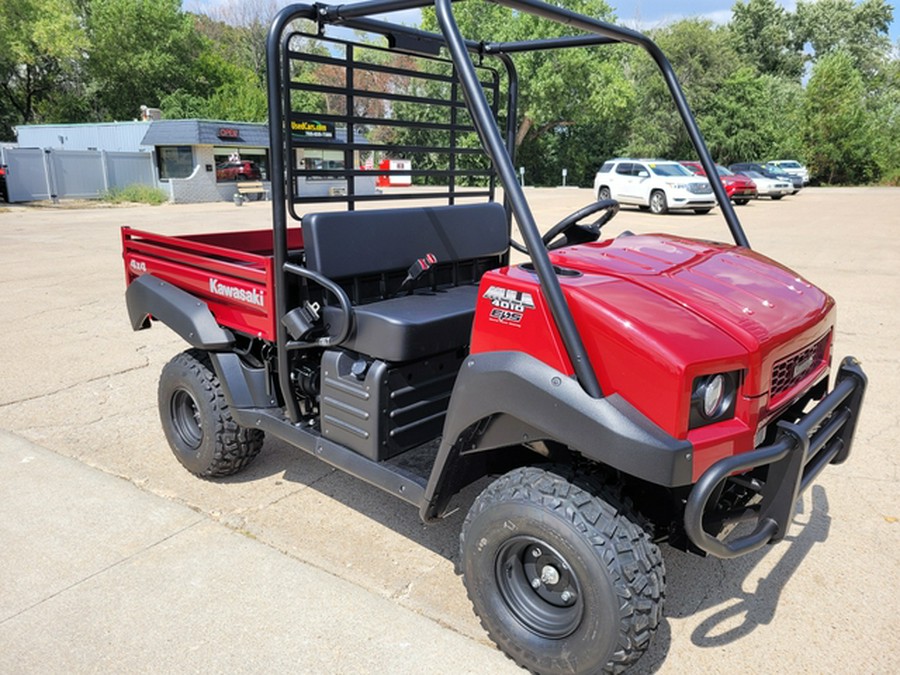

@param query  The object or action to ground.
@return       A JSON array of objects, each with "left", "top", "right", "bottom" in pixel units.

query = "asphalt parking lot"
[{"left": 1, "top": 187, "right": 898, "bottom": 672}]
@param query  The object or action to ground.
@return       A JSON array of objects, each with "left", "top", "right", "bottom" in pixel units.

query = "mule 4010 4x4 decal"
[{"left": 483, "top": 285, "right": 535, "bottom": 326}]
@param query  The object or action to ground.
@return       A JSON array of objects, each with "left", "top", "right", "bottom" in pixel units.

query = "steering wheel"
[{"left": 540, "top": 199, "right": 619, "bottom": 250}]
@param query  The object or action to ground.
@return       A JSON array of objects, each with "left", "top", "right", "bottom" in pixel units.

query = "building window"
[
  {"left": 213, "top": 147, "right": 269, "bottom": 182},
  {"left": 300, "top": 149, "right": 345, "bottom": 180},
  {"left": 157, "top": 146, "right": 193, "bottom": 179}
]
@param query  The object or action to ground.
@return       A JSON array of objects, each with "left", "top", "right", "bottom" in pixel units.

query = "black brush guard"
[{"left": 684, "top": 357, "right": 868, "bottom": 559}]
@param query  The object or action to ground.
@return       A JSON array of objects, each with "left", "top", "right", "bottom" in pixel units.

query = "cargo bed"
[{"left": 122, "top": 227, "right": 303, "bottom": 341}]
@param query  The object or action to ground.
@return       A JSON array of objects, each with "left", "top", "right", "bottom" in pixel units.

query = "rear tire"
[
  {"left": 158, "top": 349, "right": 264, "bottom": 477},
  {"left": 649, "top": 189, "right": 668, "bottom": 214},
  {"left": 460, "top": 466, "right": 665, "bottom": 675}
]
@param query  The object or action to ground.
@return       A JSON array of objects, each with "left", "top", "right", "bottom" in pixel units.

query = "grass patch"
[
  {"left": 879, "top": 169, "right": 900, "bottom": 187},
  {"left": 102, "top": 184, "right": 168, "bottom": 205}
]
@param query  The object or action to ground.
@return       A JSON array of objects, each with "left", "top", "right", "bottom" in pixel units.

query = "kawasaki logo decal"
[{"left": 209, "top": 278, "right": 265, "bottom": 307}]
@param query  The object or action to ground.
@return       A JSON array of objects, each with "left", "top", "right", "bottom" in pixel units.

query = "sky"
[{"left": 186, "top": 0, "right": 899, "bottom": 43}]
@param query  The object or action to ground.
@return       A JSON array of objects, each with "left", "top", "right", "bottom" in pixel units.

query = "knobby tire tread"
[
  {"left": 460, "top": 466, "right": 665, "bottom": 674},
  {"left": 166, "top": 349, "right": 264, "bottom": 477}
]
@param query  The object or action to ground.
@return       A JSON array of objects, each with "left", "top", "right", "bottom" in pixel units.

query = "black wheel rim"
[
  {"left": 170, "top": 388, "right": 203, "bottom": 450},
  {"left": 495, "top": 536, "right": 584, "bottom": 639}
]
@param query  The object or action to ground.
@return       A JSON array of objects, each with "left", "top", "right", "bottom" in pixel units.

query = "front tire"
[
  {"left": 158, "top": 349, "right": 264, "bottom": 477},
  {"left": 649, "top": 189, "right": 668, "bottom": 214},
  {"left": 772, "top": 195, "right": 783, "bottom": 200},
  {"left": 694, "top": 208, "right": 712, "bottom": 215},
  {"left": 460, "top": 467, "right": 665, "bottom": 675},
  {"left": 733, "top": 198, "right": 749, "bottom": 206},
  {"left": 597, "top": 186, "right": 611, "bottom": 201}
]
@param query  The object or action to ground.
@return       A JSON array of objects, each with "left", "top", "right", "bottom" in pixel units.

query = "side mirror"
[{"left": 637, "top": 170, "right": 649, "bottom": 178}]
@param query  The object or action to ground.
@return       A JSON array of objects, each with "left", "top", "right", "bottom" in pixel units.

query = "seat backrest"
[{"left": 302, "top": 202, "right": 509, "bottom": 280}]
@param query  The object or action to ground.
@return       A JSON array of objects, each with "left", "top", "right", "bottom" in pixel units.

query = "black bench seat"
[
  {"left": 302, "top": 202, "right": 509, "bottom": 362},
  {"left": 323, "top": 285, "right": 480, "bottom": 362}
]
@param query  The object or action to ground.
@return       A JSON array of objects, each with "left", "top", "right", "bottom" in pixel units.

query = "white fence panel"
[
  {"left": 50, "top": 150, "right": 106, "bottom": 199},
  {"left": 2, "top": 148, "right": 51, "bottom": 202},
  {"left": 1, "top": 148, "right": 156, "bottom": 203},
  {"left": 106, "top": 152, "right": 156, "bottom": 190}
]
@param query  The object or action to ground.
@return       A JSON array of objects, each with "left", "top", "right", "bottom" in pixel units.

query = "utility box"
[{"left": 376, "top": 159, "right": 412, "bottom": 187}]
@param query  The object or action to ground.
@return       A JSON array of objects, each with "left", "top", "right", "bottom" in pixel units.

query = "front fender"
[
  {"left": 125, "top": 274, "right": 234, "bottom": 350},
  {"left": 421, "top": 351, "right": 693, "bottom": 520}
]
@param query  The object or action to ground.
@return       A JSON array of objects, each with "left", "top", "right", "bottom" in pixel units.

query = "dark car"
[
  {"left": 680, "top": 161, "right": 758, "bottom": 205},
  {"left": 0, "top": 165, "right": 7, "bottom": 202},
  {"left": 216, "top": 160, "right": 261, "bottom": 182},
  {"left": 729, "top": 162, "right": 802, "bottom": 194}
]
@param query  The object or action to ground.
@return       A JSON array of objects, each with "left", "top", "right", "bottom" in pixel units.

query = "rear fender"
[
  {"left": 125, "top": 274, "right": 234, "bottom": 350},
  {"left": 421, "top": 351, "right": 693, "bottom": 520}
]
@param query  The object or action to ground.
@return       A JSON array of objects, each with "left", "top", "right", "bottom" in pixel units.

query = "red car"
[
  {"left": 681, "top": 161, "right": 757, "bottom": 205},
  {"left": 215, "top": 160, "right": 261, "bottom": 182}
]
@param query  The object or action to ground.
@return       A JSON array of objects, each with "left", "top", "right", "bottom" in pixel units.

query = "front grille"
[
  {"left": 687, "top": 182, "right": 712, "bottom": 194},
  {"left": 771, "top": 333, "right": 830, "bottom": 398}
]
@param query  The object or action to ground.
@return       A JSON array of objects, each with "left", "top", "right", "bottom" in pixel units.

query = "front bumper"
[
  {"left": 668, "top": 193, "right": 716, "bottom": 209},
  {"left": 684, "top": 356, "right": 867, "bottom": 558}
]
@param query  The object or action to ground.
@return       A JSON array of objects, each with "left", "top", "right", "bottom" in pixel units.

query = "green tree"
[
  {"left": 0, "top": 0, "right": 87, "bottom": 137},
  {"left": 802, "top": 51, "right": 877, "bottom": 184},
  {"left": 625, "top": 19, "right": 740, "bottom": 160},
  {"left": 86, "top": 0, "right": 209, "bottom": 120},
  {"left": 703, "top": 68, "right": 802, "bottom": 164},
  {"left": 867, "top": 54, "right": 900, "bottom": 183},
  {"left": 729, "top": 0, "right": 805, "bottom": 79},
  {"left": 796, "top": 0, "right": 893, "bottom": 75},
  {"left": 159, "top": 55, "right": 268, "bottom": 122},
  {"left": 421, "top": 0, "right": 629, "bottom": 155},
  {"left": 196, "top": 0, "right": 280, "bottom": 85}
]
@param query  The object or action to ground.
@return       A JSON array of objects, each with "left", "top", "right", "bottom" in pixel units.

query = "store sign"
[
  {"left": 217, "top": 127, "right": 240, "bottom": 139},
  {"left": 291, "top": 119, "right": 335, "bottom": 139}
]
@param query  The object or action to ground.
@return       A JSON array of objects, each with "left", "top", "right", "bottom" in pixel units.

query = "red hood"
[{"left": 549, "top": 234, "right": 833, "bottom": 355}]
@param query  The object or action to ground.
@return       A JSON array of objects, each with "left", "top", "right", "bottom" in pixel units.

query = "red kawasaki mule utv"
[{"left": 122, "top": 1, "right": 867, "bottom": 672}]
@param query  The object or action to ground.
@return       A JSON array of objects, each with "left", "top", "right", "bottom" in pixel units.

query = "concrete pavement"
[
  {"left": 0, "top": 430, "right": 516, "bottom": 673},
  {"left": 1, "top": 189, "right": 899, "bottom": 672}
]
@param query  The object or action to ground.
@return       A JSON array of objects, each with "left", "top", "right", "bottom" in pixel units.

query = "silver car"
[{"left": 767, "top": 160, "right": 810, "bottom": 185}]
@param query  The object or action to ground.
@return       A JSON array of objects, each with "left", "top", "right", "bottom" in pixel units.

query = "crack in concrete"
[
  {"left": 0, "top": 517, "right": 206, "bottom": 626},
  {"left": 0, "top": 360, "right": 151, "bottom": 409}
]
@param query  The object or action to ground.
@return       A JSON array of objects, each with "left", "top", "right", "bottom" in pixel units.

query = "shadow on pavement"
[
  {"left": 215, "top": 433, "right": 831, "bottom": 665},
  {"left": 686, "top": 485, "right": 830, "bottom": 647}
]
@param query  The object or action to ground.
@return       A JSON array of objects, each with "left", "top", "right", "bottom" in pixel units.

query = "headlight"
[
  {"left": 689, "top": 371, "right": 739, "bottom": 429},
  {"left": 702, "top": 374, "right": 725, "bottom": 417}
]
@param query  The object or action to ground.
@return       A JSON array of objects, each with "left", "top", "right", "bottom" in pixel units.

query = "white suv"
[{"left": 593, "top": 158, "right": 716, "bottom": 215}]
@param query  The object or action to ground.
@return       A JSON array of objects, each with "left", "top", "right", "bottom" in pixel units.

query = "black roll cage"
[{"left": 266, "top": 0, "right": 751, "bottom": 423}]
